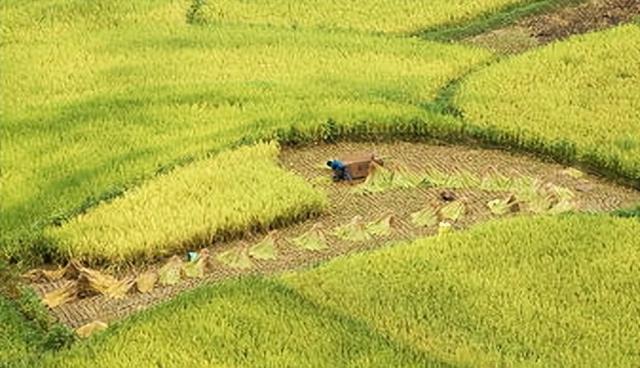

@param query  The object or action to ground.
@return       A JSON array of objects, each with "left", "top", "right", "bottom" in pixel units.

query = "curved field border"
[
  {"left": 417, "top": 0, "right": 586, "bottom": 41},
  {"left": 283, "top": 214, "right": 640, "bottom": 367},
  {"left": 454, "top": 24, "right": 640, "bottom": 187}
]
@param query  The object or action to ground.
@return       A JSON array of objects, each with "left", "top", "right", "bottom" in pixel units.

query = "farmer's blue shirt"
[{"left": 329, "top": 160, "right": 346, "bottom": 171}]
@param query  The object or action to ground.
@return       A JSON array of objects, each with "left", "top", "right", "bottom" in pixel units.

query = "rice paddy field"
[
  {"left": 457, "top": 24, "right": 640, "bottom": 180},
  {"left": 1, "top": 0, "right": 639, "bottom": 367},
  {"left": 39, "top": 216, "right": 640, "bottom": 368}
]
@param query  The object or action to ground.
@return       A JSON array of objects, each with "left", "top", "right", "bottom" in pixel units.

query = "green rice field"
[
  {"left": 457, "top": 24, "right": 640, "bottom": 181},
  {"left": 1, "top": 0, "right": 639, "bottom": 366}
]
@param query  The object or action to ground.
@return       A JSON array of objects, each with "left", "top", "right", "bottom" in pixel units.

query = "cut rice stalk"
[
  {"left": 562, "top": 167, "right": 585, "bottom": 179},
  {"left": 366, "top": 215, "right": 396, "bottom": 237},
  {"left": 551, "top": 185, "right": 575, "bottom": 202},
  {"left": 216, "top": 249, "right": 252, "bottom": 269},
  {"left": 292, "top": 224, "right": 329, "bottom": 251},
  {"left": 158, "top": 256, "right": 183, "bottom": 286},
  {"left": 76, "top": 263, "right": 134, "bottom": 299},
  {"left": 410, "top": 207, "right": 438, "bottom": 228},
  {"left": 41, "top": 266, "right": 69, "bottom": 282},
  {"left": 43, "top": 282, "right": 78, "bottom": 308},
  {"left": 334, "top": 216, "right": 371, "bottom": 242},
  {"left": 422, "top": 169, "right": 479, "bottom": 189},
  {"left": 23, "top": 263, "right": 79, "bottom": 283},
  {"left": 392, "top": 166, "right": 421, "bottom": 189},
  {"left": 438, "top": 222, "right": 454, "bottom": 236},
  {"left": 548, "top": 200, "right": 575, "bottom": 214},
  {"left": 488, "top": 198, "right": 510, "bottom": 216},
  {"left": 351, "top": 163, "right": 424, "bottom": 194},
  {"left": 479, "top": 172, "right": 515, "bottom": 192},
  {"left": 439, "top": 201, "right": 465, "bottom": 222},
  {"left": 135, "top": 270, "right": 158, "bottom": 293},
  {"left": 249, "top": 233, "right": 278, "bottom": 260},
  {"left": 75, "top": 321, "right": 108, "bottom": 338},
  {"left": 353, "top": 163, "right": 395, "bottom": 194},
  {"left": 183, "top": 249, "right": 210, "bottom": 279}
]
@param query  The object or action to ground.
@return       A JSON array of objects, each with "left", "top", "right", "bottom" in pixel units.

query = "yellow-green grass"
[
  {"left": 456, "top": 24, "right": 640, "bottom": 183},
  {"left": 32, "top": 215, "right": 640, "bottom": 367},
  {"left": 45, "top": 143, "right": 326, "bottom": 262},
  {"left": 40, "top": 278, "right": 443, "bottom": 368},
  {"left": 194, "top": 0, "right": 525, "bottom": 34},
  {"left": 0, "top": 0, "right": 492, "bottom": 259},
  {"left": 283, "top": 215, "right": 640, "bottom": 367}
]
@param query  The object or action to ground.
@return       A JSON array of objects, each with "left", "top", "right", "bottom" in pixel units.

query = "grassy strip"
[
  {"left": 455, "top": 24, "right": 640, "bottom": 186},
  {"left": 283, "top": 215, "right": 640, "bottom": 367},
  {"left": 40, "top": 278, "right": 448, "bottom": 367},
  {"left": 418, "top": 0, "right": 587, "bottom": 41},
  {"left": 614, "top": 205, "right": 640, "bottom": 219},
  {"left": 45, "top": 143, "right": 327, "bottom": 263}
]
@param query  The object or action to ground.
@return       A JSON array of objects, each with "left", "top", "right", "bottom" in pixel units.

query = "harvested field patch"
[
  {"left": 30, "top": 142, "right": 640, "bottom": 329},
  {"left": 467, "top": 0, "right": 640, "bottom": 53}
]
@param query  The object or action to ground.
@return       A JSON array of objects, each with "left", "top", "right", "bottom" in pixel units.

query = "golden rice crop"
[
  {"left": 41, "top": 278, "right": 430, "bottom": 367},
  {"left": 194, "top": 0, "right": 524, "bottom": 34},
  {"left": 284, "top": 215, "right": 640, "bottom": 367},
  {"left": 456, "top": 24, "right": 640, "bottom": 183},
  {"left": 45, "top": 143, "right": 327, "bottom": 262}
]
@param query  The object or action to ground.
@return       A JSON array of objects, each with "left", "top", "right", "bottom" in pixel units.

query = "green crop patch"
[
  {"left": 456, "top": 24, "right": 640, "bottom": 183},
  {"left": 45, "top": 143, "right": 327, "bottom": 262},
  {"left": 41, "top": 278, "right": 440, "bottom": 367},
  {"left": 283, "top": 215, "right": 640, "bottom": 367},
  {"left": 0, "top": 0, "right": 491, "bottom": 259},
  {"left": 194, "top": 0, "right": 525, "bottom": 34},
  {"left": 0, "top": 297, "right": 40, "bottom": 367}
]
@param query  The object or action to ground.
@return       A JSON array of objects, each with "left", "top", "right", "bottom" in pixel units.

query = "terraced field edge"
[{"left": 417, "top": 0, "right": 587, "bottom": 41}]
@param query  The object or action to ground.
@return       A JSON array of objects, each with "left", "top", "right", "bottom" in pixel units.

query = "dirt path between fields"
[
  {"left": 31, "top": 142, "right": 640, "bottom": 329},
  {"left": 467, "top": 0, "right": 640, "bottom": 54}
]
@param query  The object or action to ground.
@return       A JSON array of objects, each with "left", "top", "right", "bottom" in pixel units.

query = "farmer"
[{"left": 327, "top": 159, "right": 352, "bottom": 182}]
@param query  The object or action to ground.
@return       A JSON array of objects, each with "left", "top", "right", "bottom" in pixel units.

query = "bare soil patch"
[
  {"left": 30, "top": 142, "right": 640, "bottom": 329},
  {"left": 467, "top": 0, "right": 640, "bottom": 54}
]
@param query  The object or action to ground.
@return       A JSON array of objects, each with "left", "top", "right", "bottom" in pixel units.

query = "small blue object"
[
  {"left": 327, "top": 160, "right": 346, "bottom": 171},
  {"left": 327, "top": 160, "right": 352, "bottom": 181},
  {"left": 187, "top": 251, "right": 199, "bottom": 262}
]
